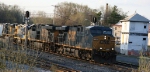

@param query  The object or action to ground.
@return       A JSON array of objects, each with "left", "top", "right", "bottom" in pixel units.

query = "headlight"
[
  {"left": 112, "top": 48, "right": 114, "bottom": 50},
  {"left": 100, "top": 47, "right": 102, "bottom": 49}
]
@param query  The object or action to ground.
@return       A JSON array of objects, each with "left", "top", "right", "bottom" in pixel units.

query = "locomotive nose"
[{"left": 92, "top": 35, "right": 115, "bottom": 51}]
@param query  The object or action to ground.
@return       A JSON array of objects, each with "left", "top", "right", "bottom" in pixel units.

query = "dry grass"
[
  {"left": 0, "top": 37, "right": 42, "bottom": 72},
  {"left": 138, "top": 54, "right": 150, "bottom": 72},
  {"left": 131, "top": 51, "right": 150, "bottom": 72},
  {"left": 50, "top": 65, "right": 58, "bottom": 72}
]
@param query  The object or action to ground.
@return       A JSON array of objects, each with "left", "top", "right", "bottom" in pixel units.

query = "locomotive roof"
[
  {"left": 86, "top": 26, "right": 111, "bottom": 31},
  {"left": 55, "top": 26, "right": 69, "bottom": 30}
]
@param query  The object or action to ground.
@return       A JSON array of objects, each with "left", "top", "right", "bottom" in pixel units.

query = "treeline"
[
  {"left": 0, "top": 3, "right": 23, "bottom": 23},
  {"left": 53, "top": 2, "right": 127, "bottom": 26},
  {"left": 30, "top": 11, "right": 53, "bottom": 24},
  {"left": 0, "top": 2, "right": 127, "bottom": 26}
]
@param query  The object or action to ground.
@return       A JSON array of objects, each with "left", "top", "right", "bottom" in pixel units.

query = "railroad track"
[
  {"left": 35, "top": 57, "right": 81, "bottom": 72},
  {"left": 13, "top": 43, "right": 138, "bottom": 72},
  {"left": 47, "top": 51, "right": 139, "bottom": 72}
]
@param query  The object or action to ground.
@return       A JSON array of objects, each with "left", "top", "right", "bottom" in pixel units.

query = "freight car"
[{"left": 0, "top": 23, "right": 116, "bottom": 63}]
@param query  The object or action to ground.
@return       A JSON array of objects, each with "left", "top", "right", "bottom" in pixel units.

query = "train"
[{"left": 0, "top": 23, "right": 116, "bottom": 63}]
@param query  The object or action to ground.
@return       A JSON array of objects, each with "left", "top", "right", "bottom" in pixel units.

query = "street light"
[{"left": 51, "top": 5, "right": 59, "bottom": 25}]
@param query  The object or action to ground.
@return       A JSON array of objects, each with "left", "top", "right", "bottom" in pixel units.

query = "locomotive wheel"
[
  {"left": 79, "top": 50, "right": 85, "bottom": 60},
  {"left": 49, "top": 44, "right": 53, "bottom": 52},
  {"left": 74, "top": 49, "right": 79, "bottom": 58},
  {"left": 51, "top": 45, "right": 55, "bottom": 52},
  {"left": 13, "top": 38, "right": 17, "bottom": 44},
  {"left": 56, "top": 47, "right": 59, "bottom": 53},
  {"left": 79, "top": 50, "right": 82, "bottom": 59},
  {"left": 59, "top": 47, "right": 63, "bottom": 54},
  {"left": 45, "top": 43, "right": 50, "bottom": 52},
  {"left": 82, "top": 53, "right": 86, "bottom": 60},
  {"left": 56, "top": 46, "right": 63, "bottom": 54},
  {"left": 63, "top": 48, "right": 66, "bottom": 55},
  {"left": 66, "top": 48, "right": 70, "bottom": 56},
  {"left": 70, "top": 49, "right": 75, "bottom": 57},
  {"left": 86, "top": 53, "right": 91, "bottom": 60}
]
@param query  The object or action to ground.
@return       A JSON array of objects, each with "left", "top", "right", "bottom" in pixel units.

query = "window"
[
  {"left": 115, "top": 33, "right": 117, "bottom": 36},
  {"left": 90, "top": 29, "right": 102, "bottom": 34},
  {"left": 144, "top": 26, "right": 146, "bottom": 29},
  {"left": 143, "top": 38, "right": 146, "bottom": 40},
  {"left": 129, "top": 42, "right": 132, "bottom": 43},
  {"left": 103, "top": 31, "right": 112, "bottom": 34},
  {"left": 124, "top": 23, "right": 127, "bottom": 30},
  {"left": 115, "top": 27, "right": 117, "bottom": 30}
]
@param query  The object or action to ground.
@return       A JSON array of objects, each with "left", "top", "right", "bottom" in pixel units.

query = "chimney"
[{"left": 105, "top": 3, "right": 108, "bottom": 17}]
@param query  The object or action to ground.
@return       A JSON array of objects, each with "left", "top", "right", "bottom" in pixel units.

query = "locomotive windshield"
[
  {"left": 91, "top": 30, "right": 112, "bottom": 36},
  {"left": 90, "top": 29, "right": 102, "bottom": 34},
  {"left": 103, "top": 31, "right": 112, "bottom": 34},
  {"left": 89, "top": 26, "right": 112, "bottom": 36}
]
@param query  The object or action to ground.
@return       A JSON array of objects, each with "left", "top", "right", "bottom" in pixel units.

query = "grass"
[
  {"left": 0, "top": 36, "right": 67, "bottom": 72},
  {"left": 130, "top": 51, "right": 150, "bottom": 72},
  {"left": 0, "top": 37, "right": 42, "bottom": 72},
  {"left": 116, "top": 45, "right": 150, "bottom": 72},
  {"left": 137, "top": 52, "right": 150, "bottom": 72}
]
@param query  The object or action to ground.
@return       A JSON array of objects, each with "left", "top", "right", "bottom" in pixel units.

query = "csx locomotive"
[{"left": 0, "top": 23, "right": 116, "bottom": 63}]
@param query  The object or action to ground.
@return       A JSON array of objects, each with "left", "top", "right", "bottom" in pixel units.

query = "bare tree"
[
  {"left": 54, "top": 2, "right": 95, "bottom": 26},
  {"left": 31, "top": 11, "right": 53, "bottom": 24}
]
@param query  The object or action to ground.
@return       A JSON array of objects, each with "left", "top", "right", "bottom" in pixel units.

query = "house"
[
  {"left": 148, "top": 25, "right": 150, "bottom": 46},
  {"left": 112, "top": 22, "right": 122, "bottom": 44},
  {"left": 120, "top": 13, "right": 150, "bottom": 56}
]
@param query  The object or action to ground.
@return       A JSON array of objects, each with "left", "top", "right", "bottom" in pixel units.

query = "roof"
[
  {"left": 111, "top": 22, "right": 122, "bottom": 27},
  {"left": 116, "top": 22, "right": 122, "bottom": 25},
  {"left": 86, "top": 26, "right": 94, "bottom": 29},
  {"left": 120, "top": 13, "right": 150, "bottom": 22}
]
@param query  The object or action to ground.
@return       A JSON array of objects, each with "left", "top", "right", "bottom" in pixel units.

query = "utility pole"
[
  {"left": 52, "top": 5, "right": 59, "bottom": 25},
  {"left": 24, "top": 11, "right": 30, "bottom": 48}
]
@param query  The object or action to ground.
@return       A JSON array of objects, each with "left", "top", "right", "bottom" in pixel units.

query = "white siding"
[
  {"left": 120, "top": 21, "right": 148, "bottom": 56},
  {"left": 129, "top": 22, "right": 149, "bottom": 33},
  {"left": 121, "top": 22, "right": 130, "bottom": 32},
  {"left": 128, "top": 36, "right": 147, "bottom": 50}
]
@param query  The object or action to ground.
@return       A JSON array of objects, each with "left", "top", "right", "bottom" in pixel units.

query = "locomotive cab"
[{"left": 88, "top": 26, "right": 116, "bottom": 63}]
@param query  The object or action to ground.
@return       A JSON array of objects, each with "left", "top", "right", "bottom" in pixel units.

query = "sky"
[{"left": 0, "top": 0, "right": 150, "bottom": 19}]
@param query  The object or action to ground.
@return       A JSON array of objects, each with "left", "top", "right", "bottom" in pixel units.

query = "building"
[
  {"left": 120, "top": 13, "right": 150, "bottom": 56},
  {"left": 148, "top": 25, "right": 150, "bottom": 46},
  {"left": 112, "top": 22, "right": 122, "bottom": 44}
]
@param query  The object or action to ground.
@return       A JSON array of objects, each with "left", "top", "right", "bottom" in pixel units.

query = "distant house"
[
  {"left": 120, "top": 13, "right": 149, "bottom": 56},
  {"left": 111, "top": 22, "right": 122, "bottom": 44}
]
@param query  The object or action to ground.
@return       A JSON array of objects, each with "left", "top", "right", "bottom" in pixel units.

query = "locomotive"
[{"left": 0, "top": 23, "right": 116, "bottom": 63}]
